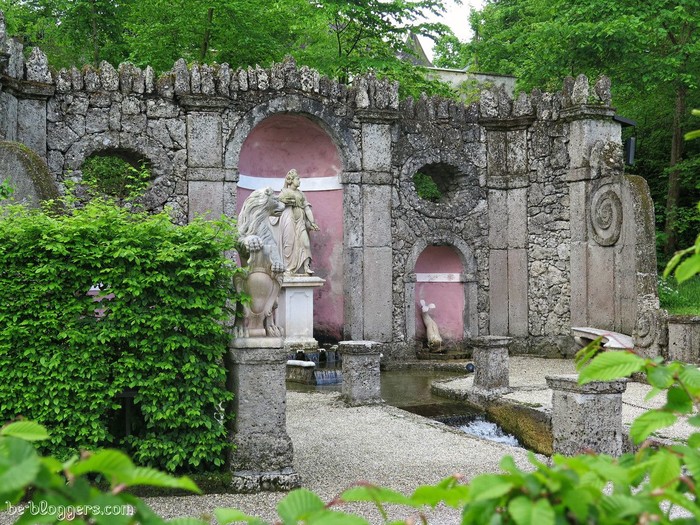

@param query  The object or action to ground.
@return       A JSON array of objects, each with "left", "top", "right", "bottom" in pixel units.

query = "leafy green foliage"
[
  {"left": 0, "top": 197, "right": 242, "bottom": 471},
  {"left": 412, "top": 172, "right": 442, "bottom": 202},
  {"left": 658, "top": 275, "right": 700, "bottom": 314},
  {"left": 0, "top": 178, "right": 13, "bottom": 200},
  {"left": 0, "top": 421, "right": 201, "bottom": 524},
  {"left": 81, "top": 155, "right": 152, "bottom": 202}
]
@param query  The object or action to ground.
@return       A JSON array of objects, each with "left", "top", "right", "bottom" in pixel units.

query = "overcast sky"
[{"left": 418, "top": 0, "right": 485, "bottom": 62}]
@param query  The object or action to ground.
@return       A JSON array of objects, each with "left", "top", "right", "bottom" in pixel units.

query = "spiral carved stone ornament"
[
  {"left": 590, "top": 186, "right": 623, "bottom": 246},
  {"left": 635, "top": 309, "right": 657, "bottom": 349}
]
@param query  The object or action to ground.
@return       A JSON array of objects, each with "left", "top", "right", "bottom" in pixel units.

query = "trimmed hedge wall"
[{"left": 0, "top": 198, "right": 243, "bottom": 472}]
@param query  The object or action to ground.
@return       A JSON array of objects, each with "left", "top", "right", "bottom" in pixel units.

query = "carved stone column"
[{"left": 228, "top": 337, "right": 301, "bottom": 492}]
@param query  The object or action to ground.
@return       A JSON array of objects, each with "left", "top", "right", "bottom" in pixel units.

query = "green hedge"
[{"left": 0, "top": 198, "right": 243, "bottom": 472}]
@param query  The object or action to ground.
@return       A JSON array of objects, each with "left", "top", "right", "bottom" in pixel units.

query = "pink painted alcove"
[
  {"left": 414, "top": 246, "right": 465, "bottom": 342},
  {"left": 237, "top": 114, "right": 344, "bottom": 341}
]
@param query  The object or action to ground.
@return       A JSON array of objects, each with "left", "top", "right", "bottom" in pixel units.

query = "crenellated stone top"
[{"left": 0, "top": 8, "right": 613, "bottom": 124}]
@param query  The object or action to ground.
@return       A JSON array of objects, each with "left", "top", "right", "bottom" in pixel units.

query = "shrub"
[{"left": 0, "top": 198, "right": 243, "bottom": 472}]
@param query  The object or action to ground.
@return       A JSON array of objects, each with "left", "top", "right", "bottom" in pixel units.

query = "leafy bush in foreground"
[{"left": 0, "top": 198, "right": 243, "bottom": 471}]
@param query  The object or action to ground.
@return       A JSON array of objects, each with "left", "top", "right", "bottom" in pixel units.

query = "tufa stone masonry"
[{"left": 0, "top": 14, "right": 664, "bottom": 361}]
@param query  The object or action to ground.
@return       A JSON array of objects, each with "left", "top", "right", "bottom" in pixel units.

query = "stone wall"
[{"left": 0, "top": 12, "right": 663, "bottom": 360}]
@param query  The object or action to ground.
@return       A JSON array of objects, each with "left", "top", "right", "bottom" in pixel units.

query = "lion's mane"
[{"left": 237, "top": 187, "right": 279, "bottom": 246}]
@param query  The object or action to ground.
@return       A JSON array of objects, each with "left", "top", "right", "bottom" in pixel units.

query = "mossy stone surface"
[{"left": 0, "top": 140, "right": 59, "bottom": 207}]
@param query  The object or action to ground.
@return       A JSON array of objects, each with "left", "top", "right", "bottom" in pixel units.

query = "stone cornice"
[{"left": 0, "top": 74, "right": 54, "bottom": 100}]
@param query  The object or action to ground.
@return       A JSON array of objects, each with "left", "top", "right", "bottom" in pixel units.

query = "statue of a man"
[{"left": 272, "top": 169, "right": 319, "bottom": 275}]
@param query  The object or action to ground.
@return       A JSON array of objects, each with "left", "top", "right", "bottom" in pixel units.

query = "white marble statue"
[
  {"left": 271, "top": 169, "right": 319, "bottom": 275},
  {"left": 235, "top": 187, "right": 286, "bottom": 338},
  {"left": 420, "top": 299, "right": 443, "bottom": 352}
]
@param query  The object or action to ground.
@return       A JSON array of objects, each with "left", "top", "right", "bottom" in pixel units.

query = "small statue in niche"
[
  {"left": 420, "top": 299, "right": 443, "bottom": 352},
  {"left": 271, "top": 169, "right": 319, "bottom": 275},
  {"left": 235, "top": 187, "right": 286, "bottom": 338}
]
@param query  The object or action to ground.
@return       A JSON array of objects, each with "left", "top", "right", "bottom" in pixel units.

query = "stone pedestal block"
[
  {"left": 472, "top": 336, "right": 511, "bottom": 395},
  {"left": 546, "top": 374, "right": 626, "bottom": 456},
  {"left": 228, "top": 337, "right": 301, "bottom": 492},
  {"left": 277, "top": 275, "right": 325, "bottom": 352},
  {"left": 668, "top": 316, "right": 700, "bottom": 364},
  {"left": 340, "top": 340, "right": 383, "bottom": 406}
]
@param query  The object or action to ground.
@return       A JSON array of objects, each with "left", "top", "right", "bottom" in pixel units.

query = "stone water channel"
[{"left": 286, "top": 354, "right": 522, "bottom": 449}]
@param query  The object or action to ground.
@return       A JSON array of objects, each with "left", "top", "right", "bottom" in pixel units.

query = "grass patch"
[{"left": 659, "top": 275, "right": 700, "bottom": 315}]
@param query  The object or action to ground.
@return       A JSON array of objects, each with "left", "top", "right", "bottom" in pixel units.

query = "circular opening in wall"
[
  {"left": 82, "top": 150, "right": 152, "bottom": 201},
  {"left": 412, "top": 163, "right": 460, "bottom": 203}
]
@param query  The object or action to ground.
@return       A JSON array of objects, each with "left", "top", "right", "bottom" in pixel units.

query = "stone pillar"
[
  {"left": 182, "top": 96, "right": 229, "bottom": 222},
  {"left": 546, "top": 374, "right": 626, "bottom": 456},
  {"left": 228, "top": 337, "right": 301, "bottom": 492},
  {"left": 340, "top": 340, "right": 383, "bottom": 406},
  {"left": 359, "top": 119, "right": 393, "bottom": 342},
  {"left": 472, "top": 336, "right": 511, "bottom": 394},
  {"left": 484, "top": 116, "right": 531, "bottom": 340},
  {"left": 668, "top": 315, "right": 700, "bottom": 364}
]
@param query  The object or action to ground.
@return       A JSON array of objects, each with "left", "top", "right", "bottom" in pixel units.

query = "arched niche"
[
  {"left": 236, "top": 113, "right": 344, "bottom": 341},
  {"left": 405, "top": 239, "right": 478, "bottom": 348}
]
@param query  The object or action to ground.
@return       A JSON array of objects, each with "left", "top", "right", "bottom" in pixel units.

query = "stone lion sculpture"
[{"left": 235, "top": 187, "right": 286, "bottom": 338}]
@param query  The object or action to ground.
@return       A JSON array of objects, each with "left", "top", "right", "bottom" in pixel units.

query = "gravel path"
[{"left": 145, "top": 390, "right": 536, "bottom": 524}]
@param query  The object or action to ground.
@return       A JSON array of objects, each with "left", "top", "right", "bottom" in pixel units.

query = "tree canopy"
[{"left": 0, "top": 0, "right": 454, "bottom": 98}]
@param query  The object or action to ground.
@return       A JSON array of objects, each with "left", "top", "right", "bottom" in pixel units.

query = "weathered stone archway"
[{"left": 404, "top": 235, "right": 479, "bottom": 346}]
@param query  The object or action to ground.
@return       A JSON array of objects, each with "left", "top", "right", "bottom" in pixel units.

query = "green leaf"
[
  {"left": 125, "top": 467, "right": 200, "bottom": 493},
  {"left": 0, "top": 436, "right": 41, "bottom": 495},
  {"left": 467, "top": 474, "right": 514, "bottom": 502},
  {"left": 688, "top": 433, "right": 700, "bottom": 448},
  {"left": 630, "top": 410, "right": 678, "bottom": 443},
  {"left": 578, "top": 351, "right": 646, "bottom": 384},
  {"left": 675, "top": 254, "right": 700, "bottom": 284},
  {"left": 665, "top": 386, "right": 693, "bottom": 414},
  {"left": 647, "top": 366, "right": 674, "bottom": 390},
  {"left": 341, "top": 485, "right": 417, "bottom": 507},
  {"left": 307, "top": 511, "right": 369, "bottom": 525},
  {"left": 649, "top": 450, "right": 681, "bottom": 489},
  {"left": 680, "top": 448, "right": 700, "bottom": 480},
  {"left": 684, "top": 129, "right": 700, "bottom": 141},
  {"left": 215, "top": 509, "right": 269, "bottom": 525},
  {"left": 680, "top": 367, "right": 700, "bottom": 392},
  {"left": 600, "top": 494, "right": 646, "bottom": 518},
  {"left": 0, "top": 421, "right": 49, "bottom": 442},
  {"left": 410, "top": 484, "right": 469, "bottom": 508},
  {"left": 561, "top": 488, "right": 592, "bottom": 522},
  {"left": 507, "top": 496, "right": 555, "bottom": 525},
  {"left": 277, "top": 488, "right": 326, "bottom": 524},
  {"left": 70, "top": 449, "right": 135, "bottom": 479}
]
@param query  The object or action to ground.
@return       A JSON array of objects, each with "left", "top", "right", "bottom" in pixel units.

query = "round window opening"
[
  {"left": 412, "top": 163, "right": 460, "bottom": 203},
  {"left": 82, "top": 151, "right": 152, "bottom": 201}
]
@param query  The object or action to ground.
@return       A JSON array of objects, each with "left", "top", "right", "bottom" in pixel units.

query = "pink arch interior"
[
  {"left": 239, "top": 114, "right": 342, "bottom": 178},
  {"left": 414, "top": 246, "right": 465, "bottom": 342},
  {"left": 237, "top": 114, "right": 344, "bottom": 341}
]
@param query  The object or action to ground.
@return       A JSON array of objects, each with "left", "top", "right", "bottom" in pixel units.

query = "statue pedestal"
[
  {"left": 278, "top": 275, "right": 325, "bottom": 352},
  {"left": 227, "top": 337, "right": 301, "bottom": 492}
]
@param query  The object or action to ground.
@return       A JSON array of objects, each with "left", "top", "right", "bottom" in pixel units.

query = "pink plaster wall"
[
  {"left": 414, "top": 246, "right": 464, "bottom": 341},
  {"left": 239, "top": 115, "right": 342, "bottom": 178},
  {"left": 237, "top": 115, "right": 344, "bottom": 340}
]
